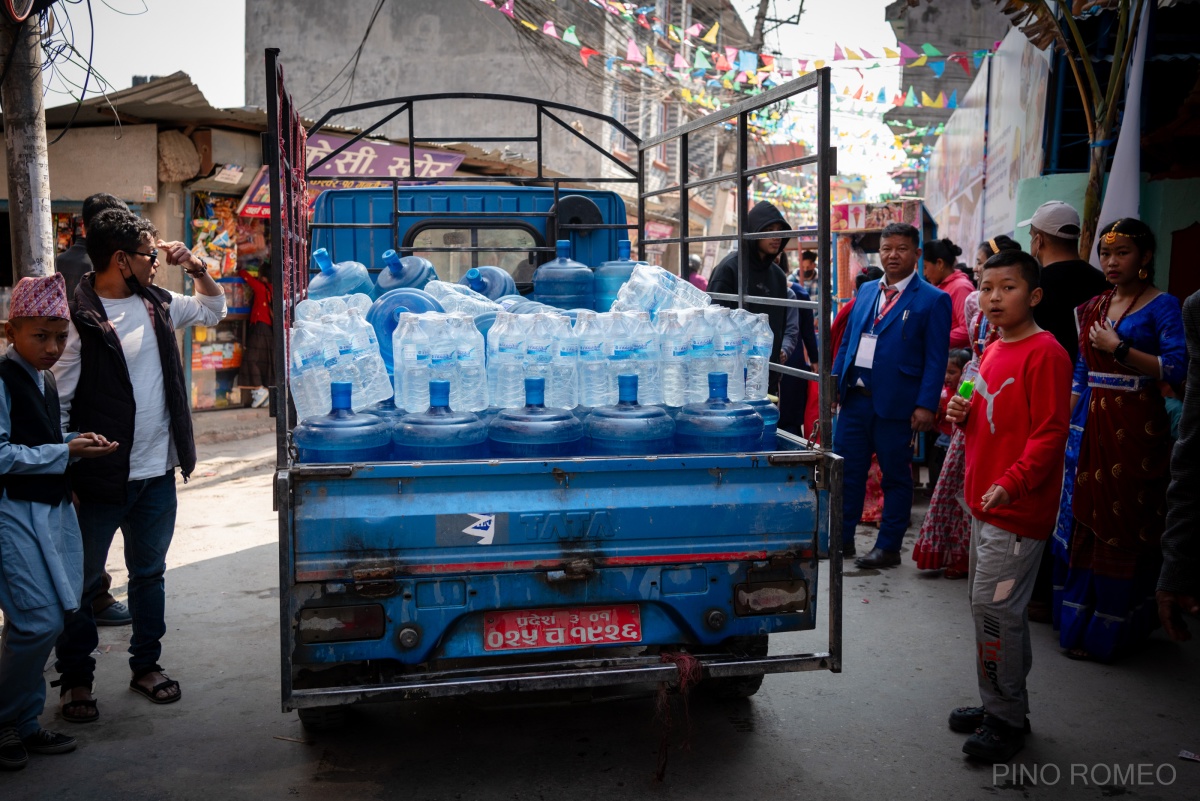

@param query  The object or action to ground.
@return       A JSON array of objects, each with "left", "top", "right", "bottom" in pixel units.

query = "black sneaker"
[
  {"left": 963, "top": 715, "right": 1026, "bottom": 763},
  {"left": 0, "top": 727, "right": 28, "bottom": 771},
  {"left": 21, "top": 729, "right": 76, "bottom": 755},
  {"left": 949, "top": 706, "right": 1031, "bottom": 734}
]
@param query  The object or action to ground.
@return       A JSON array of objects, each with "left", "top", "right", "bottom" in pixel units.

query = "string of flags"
[{"left": 479, "top": 0, "right": 993, "bottom": 113}]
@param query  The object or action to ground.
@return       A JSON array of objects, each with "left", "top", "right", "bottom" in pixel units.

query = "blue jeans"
[
  {"left": 55, "top": 472, "right": 177, "bottom": 687},
  {"left": 834, "top": 390, "right": 915, "bottom": 553}
]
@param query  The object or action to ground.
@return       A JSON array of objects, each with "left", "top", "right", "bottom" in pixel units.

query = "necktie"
[{"left": 874, "top": 286, "right": 899, "bottom": 327}]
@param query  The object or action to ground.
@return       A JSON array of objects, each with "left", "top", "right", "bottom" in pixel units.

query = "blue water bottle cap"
[
  {"left": 556, "top": 240, "right": 571, "bottom": 260},
  {"left": 330, "top": 381, "right": 353, "bottom": 411},
  {"left": 617, "top": 240, "right": 631, "bottom": 260},
  {"left": 617, "top": 373, "right": 639, "bottom": 405},
  {"left": 465, "top": 268, "right": 485, "bottom": 292},
  {"left": 428, "top": 380, "right": 451, "bottom": 408},
  {"left": 524, "top": 376, "right": 546, "bottom": 407},
  {"left": 382, "top": 249, "right": 403, "bottom": 274},
  {"left": 707, "top": 372, "right": 728, "bottom": 401},
  {"left": 312, "top": 248, "right": 334, "bottom": 275}
]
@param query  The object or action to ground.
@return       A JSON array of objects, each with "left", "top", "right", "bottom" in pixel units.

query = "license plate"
[{"left": 483, "top": 605, "right": 642, "bottom": 651}]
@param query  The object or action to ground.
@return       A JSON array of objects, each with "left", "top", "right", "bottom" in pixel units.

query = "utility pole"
[
  {"left": 0, "top": 19, "right": 54, "bottom": 279},
  {"left": 750, "top": 0, "right": 771, "bottom": 52}
]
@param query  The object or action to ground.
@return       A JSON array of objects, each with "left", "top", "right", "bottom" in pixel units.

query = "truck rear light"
[
  {"left": 734, "top": 580, "right": 808, "bottom": 616},
  {"left": 298, "top": 605, "right": 385, "bottom": 643}
]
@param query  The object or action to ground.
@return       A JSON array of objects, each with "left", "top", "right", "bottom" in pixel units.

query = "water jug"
[
  {"left": 533, "top": 240, "right": 594, "bottom": 311},
  {"left": 460, "top": 266, "right": 516, "bottom": 300},
  {"left": 488, "top": 377, "right": 584, "bottom": 458},
  {"left": 368, "top": 289, "right": 444, "bottom": 375},
  {"left": 293, "top": 382, "right": 393, "bottom": 463},
  {"left": 744, "top": 399, "right": 779, "bottom": 450},
  {"left": 674, "top": 373, "right": 763, "bottom": 454},
  {"left": 374, "top": 250, "right": 437, "bottom": 298},
  {"left": 392, "top": 380, "right": 487, "bottom": 461},
  {"left": 365, "top": 396, "right": 408, "bottom": 429},
  {"left": 594, "top": 240, "right": 641, "bottom": 312},
  {"left": 585, "top": 374, "right": 676, "bottom": 456},
  {"left": 307, "top": 248, "right": 375, "bottom": 300}
]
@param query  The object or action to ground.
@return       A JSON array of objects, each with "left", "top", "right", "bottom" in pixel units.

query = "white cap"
[{"left": 1018, "top": 201, "right": 1081, "bottom": 238}]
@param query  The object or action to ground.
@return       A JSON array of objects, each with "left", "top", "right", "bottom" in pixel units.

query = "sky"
[{"left": 43, "top": 0, "right": 247, "bottom": 111}]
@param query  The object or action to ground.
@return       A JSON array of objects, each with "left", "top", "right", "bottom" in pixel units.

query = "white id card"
[{"left": 854, "top": 333, "right": 878, "bottom": 369}]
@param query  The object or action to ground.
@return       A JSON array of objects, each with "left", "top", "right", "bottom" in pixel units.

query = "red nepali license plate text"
[{"left": 483, "top": 605, "right": 642, "bottom": 651}]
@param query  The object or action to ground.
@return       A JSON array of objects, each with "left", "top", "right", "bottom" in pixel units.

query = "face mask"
[{"left": 119, "top": 260, "right": 145, "bottom": 295}]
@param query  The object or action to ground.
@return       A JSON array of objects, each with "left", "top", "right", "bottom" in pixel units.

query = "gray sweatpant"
[{"left": 968, "top": 516, "right": 1046, "bottom": 729}]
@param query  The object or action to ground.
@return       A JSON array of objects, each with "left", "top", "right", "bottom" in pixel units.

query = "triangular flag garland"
[
  {"left": 626, "top": 38, "right": 644, "bottom": 63},
  {"left": 833, "top": 43, "right": 845, "bottom": 61},
  {"left": 898, "top": 42, "right": 919, "bottom": 59},
  {"left": 562, "top": 25, "right": 580, "bottom": 46},
  {"left": 673, "top": 51, "right": 688, "bottom": 69},
  {"left": 542, "top": 20, "right": 558, "bottom": 38},
  {"left": 909, "top": 54, "right": 927, "bottom": 67},
  {"left": 845, "top": 47, "right": 862, "bottom": 61},
  {"left": 700, "top": 21, "right": 719, "bottom": 45},
  {"left": 579, "top": 47, "right": 599, "bottom": 67},
  {"left": 929, "top": 60, "right": 945, "bottom": 78},
  {"left": 694, "top": 48, "right": 713, "bottom": 70},
  {"left": 921, "top": 43, "right": 943, "bottom": 57},
  {"left": 883, "top": 46, "right": 899, "bottom": 59}
]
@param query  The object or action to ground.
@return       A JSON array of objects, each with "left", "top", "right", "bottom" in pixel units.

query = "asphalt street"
[{"left": 3, "top": 430, "right": 1197, "bottom": 800}]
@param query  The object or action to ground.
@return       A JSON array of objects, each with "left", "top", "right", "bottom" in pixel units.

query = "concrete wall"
[
  {"left": 0, "top": 124, "right": 159, "bottom": 203},
  {"left": 245, "top": 0, "right": 617, "bottom": 178},
  {"left": 1014, "top": 171, "right": 1200, "bottom": 294}
]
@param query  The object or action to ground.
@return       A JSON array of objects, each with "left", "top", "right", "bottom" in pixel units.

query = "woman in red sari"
[{"left": 1053, "top": 220, "right": 1187, "bottom": 661}]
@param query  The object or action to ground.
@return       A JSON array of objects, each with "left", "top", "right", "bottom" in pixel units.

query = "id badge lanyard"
[{"left": 856, "top": 287, "right": 900, "bottom": 369}]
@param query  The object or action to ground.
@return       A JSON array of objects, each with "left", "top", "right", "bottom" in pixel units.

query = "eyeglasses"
[{"left": 123, "top": 248, "right": 159, "bottom": 263}]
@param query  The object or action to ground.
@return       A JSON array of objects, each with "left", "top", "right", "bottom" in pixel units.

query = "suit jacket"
[
  {"left": 1159, "top": 289, "right": 1200, "bottom": 595},
  {"left": 832, "top": 271, "right": 951, "bottom": 420}
]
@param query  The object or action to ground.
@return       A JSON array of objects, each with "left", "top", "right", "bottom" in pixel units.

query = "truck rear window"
[{"left": 408, "top": 224, "right": 541, "bottom": 285}]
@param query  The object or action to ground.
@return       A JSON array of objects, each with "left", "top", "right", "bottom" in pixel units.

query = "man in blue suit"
[{"left": 832, "top": 223, "right": 952, "bottom": 568}]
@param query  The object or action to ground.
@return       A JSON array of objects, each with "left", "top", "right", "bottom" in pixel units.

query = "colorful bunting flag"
[
  {"left": 626, "top": 38, "right": 644, "bottom": 63},
  {"left": 605, "top": 56, "right": 618, "bottom": 71},
  {"left": 949, "top": 53, "right": 971, "bottom": 75},
  {"left": 520, "top": 19, "right": 537, "bottom": 30},
  {"left": 853, "top": 85, "right": 863, "bottom": 100},
  {"left": 674, "top": 52, "right": 688, "bottom": 69},
  {"left": 860, "top": 48, "right": 875, "bottom": 60},
  {"left": 884, "top": 46, "right": 900, "bottom": 59},
  {"left": 921, "top": 43, "right": 943, "bottom": 57},
  {"left": 898, "top": 42, "right": 919, "bottom": 59},
  {"left": 973, "top": 50, "right": 986, "bottom": 70},
  {"left": 499, "top": 0, "right": 513, "bottom": 18},
  {"left": 845, "top": 47, "right": 862, "bottom": 60},
  {"left": 760, "top": 54, "right": 775, "bottom": 71},
  {"left": 909, "top": 55, "right": 927, "bottom": 67},
  {"left": 687, "top": 22, "right": 704, "bottom": 37},
  {"left": 668, "top": 24, "right": 680, "bottom": 42},
  {"left": 738, "top": 50, "right": 758, "bottom": 72},
  {"left": 694, "top": 48, "right": 713, "bottom": 70},
  {"left": 543, "top": 20, "right": 558, "bottom": 38},
  {"left": 636, "top": 13, "right": 650, "bottom": 29},
  {"left": 947, "top": 90, "right": 958, "bottom": 109},
  {"left": 904, "top": 87, "right": 917, "bottom": 107},
  {"left": 813, "top": 60, "right": 825, "bottom": 70},
  {"left": 701, "top": 21, "right": 719, "bottom": 44},
  {"left": 714, "top": 52, "right": 732, "bottom": 70},
  {"left": 580, "top": 47, "right": 599, "bottom": 66},
  {"left": 929, "top": 60, "right": 945, "bottom": 77},
  {"left": 920, "top": 90, "right": 936, "bottom": 107},
  {"left": 934, "top": 91, "right": 946, "bottom": 108},
  {"left": 833, "top": 43, "right": 845, "bottom": 61},
  {"left": 877, "top": 87, "right": 888, "bottom": 104}
]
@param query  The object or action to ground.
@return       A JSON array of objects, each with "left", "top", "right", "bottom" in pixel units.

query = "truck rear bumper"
[{"left": 286, "top": 650, "right": 837, "bottom": 709}]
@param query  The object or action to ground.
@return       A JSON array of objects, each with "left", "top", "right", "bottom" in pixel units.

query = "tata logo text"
[{"left": 520, "top": 511, "right": 614, "bottom": 541}]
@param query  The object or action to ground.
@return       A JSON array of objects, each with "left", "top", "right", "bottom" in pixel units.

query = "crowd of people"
[{"left": 824, "top": 200, "right": 1196, "bottom": 764}]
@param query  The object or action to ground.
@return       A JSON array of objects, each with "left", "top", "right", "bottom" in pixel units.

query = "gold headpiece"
[
  {"left": 987, "top": 238, "right": 999, "bottom": 255},
  {"left": 1101, "top": 230, "right": 1134, "bottom": 245}
]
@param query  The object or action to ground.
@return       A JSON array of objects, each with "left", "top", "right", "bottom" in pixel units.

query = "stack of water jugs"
[{"left": 290, "top": 243, "right": 780, "bottom": 462}]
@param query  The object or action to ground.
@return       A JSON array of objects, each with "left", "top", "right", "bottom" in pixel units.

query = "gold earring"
[{"left": 1138, "top": 268, "right": 1148, "bottom": 280}]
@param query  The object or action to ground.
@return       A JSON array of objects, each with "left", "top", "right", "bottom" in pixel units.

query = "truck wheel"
[
  {"left": 297, "top": 706, "right": 348, "bottom": 732},
  {"left": 702, "top": 634, "right": 768, "bottom": 699}
]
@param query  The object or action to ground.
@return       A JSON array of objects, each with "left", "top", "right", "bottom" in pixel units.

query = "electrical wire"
[
  {"left": 299, "top": 0, "right": 387, "bottom": 113},
  {"left": 47, "top": 0, "right": 93, "bottom": 145}
]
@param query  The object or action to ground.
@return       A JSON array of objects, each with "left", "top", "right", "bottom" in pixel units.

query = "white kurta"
[{"left": 0, "top": 347, "right": 82, "bottom": 613}]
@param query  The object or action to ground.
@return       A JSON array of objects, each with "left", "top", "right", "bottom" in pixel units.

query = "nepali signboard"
[{"left": 238, "top": 134, "right": 465, "bottom": 218}]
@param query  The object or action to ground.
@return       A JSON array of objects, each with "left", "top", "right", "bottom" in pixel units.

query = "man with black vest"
[{"left": 52, "top": 210, "right": 226, "bottom": 720}]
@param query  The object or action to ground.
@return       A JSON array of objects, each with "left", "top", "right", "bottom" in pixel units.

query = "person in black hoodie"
[{"left": 708, "top": 201, "right": 792, "bottom": 385}]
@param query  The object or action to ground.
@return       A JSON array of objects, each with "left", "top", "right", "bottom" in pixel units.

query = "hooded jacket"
[{"left": 708, "top": 201, "right": 791, "bottom": 364}]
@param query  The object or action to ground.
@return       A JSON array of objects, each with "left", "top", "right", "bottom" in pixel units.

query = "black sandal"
[
  {"left": 128, "top": 664, "right": 181, "bottom": 705},
  {"left": 51, "top": 680, "right": 99, "bottom": 723}
]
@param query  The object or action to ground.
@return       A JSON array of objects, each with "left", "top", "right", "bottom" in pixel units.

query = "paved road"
[{"left": 5, "top": 433, "right": 1197, "bottom": 800}]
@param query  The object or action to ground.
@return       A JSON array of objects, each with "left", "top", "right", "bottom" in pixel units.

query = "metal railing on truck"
[{"left": 264, "top": 47, "right": 843, "bottom": 708}]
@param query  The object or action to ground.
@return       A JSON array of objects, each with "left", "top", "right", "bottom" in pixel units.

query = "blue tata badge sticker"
[{"left": 435, "top": 513, "right": 508, "bottom": 546}]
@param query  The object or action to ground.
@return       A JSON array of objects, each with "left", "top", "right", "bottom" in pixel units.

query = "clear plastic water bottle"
[
  {"left": 709, "top": 307, "right": 745, "bottom": 401},
  {"left": 424, "top": 280, "right": 502, "bottom": 316},
  {"left": 574, "top": 310, "right": 610, "bottom": 409},
  {"left": 487, "top": 311, "right": 528, "bottom": 409},
  {"left": 608, "top": 311, "right": 636, "bottom": 406},
  {"left": 427, "top": 318, "right": 460, "bottom": 409},
  {"left": 295, "top": 298, "right": 323, "bottom": 324},
  {"left": 523, "top": 313, "right": 555, "bottom": 399},
  {"left": 307, "top": 248, "right": 375, "bottom": 300},
  {"left": 626, "top": 311, "right": 662, "bottom": 406},
  {"left": 393, "top": 312, "right": 431, "bottom": 413},
  {"left": 744, "top": 314, "right": 774, "bottom": 401},
  {"left": 450, "top": 313, "right": 489, "bottom": 412},
  {"left": 344, "top": 307, "right": 392, "bottom": 408},
  {"left": 731, "top": 308, "right": 755, "bottom": 388},
  {"left": 548, "top": 314, "right": 579, "bottom": 410},
  {"left": 657, "top": 309, "right": 690, "bottom": 408},
  {"left": 288, "top": 323, "right": 332, "bottom": 421},
  {"left": 322, "top": 313, "right": 358, "bottom": 389},
  {"left": 345, "top": 293, "right": 373, "bottom": 315},
  {"left": 684, "top": 310, "right": 717, "bottom": 404}
]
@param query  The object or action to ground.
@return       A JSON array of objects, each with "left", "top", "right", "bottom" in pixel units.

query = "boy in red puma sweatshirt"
[{"left": 943, "top": 250, "right": 1072, "bottom": 764}]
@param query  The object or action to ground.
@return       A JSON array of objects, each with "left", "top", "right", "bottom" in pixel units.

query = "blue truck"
[{"left": 265, "top": 49, "right": 843, "bottom": 730}]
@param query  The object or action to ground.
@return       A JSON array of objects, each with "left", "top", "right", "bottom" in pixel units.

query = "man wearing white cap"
[
  {"left": 1020, "top": 200, "right": 1110, "bottom": 366},
  {"left": 1018, "top": 200, "right": 1110, "bottom": 625}
]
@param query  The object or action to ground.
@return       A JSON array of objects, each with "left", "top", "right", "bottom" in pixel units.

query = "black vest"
[
  {"left": 0, "top": 355, "right": 71, "bottom": 505},
  {"left": 67, "top": 275, "right": 197, "bottom": 503}
]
